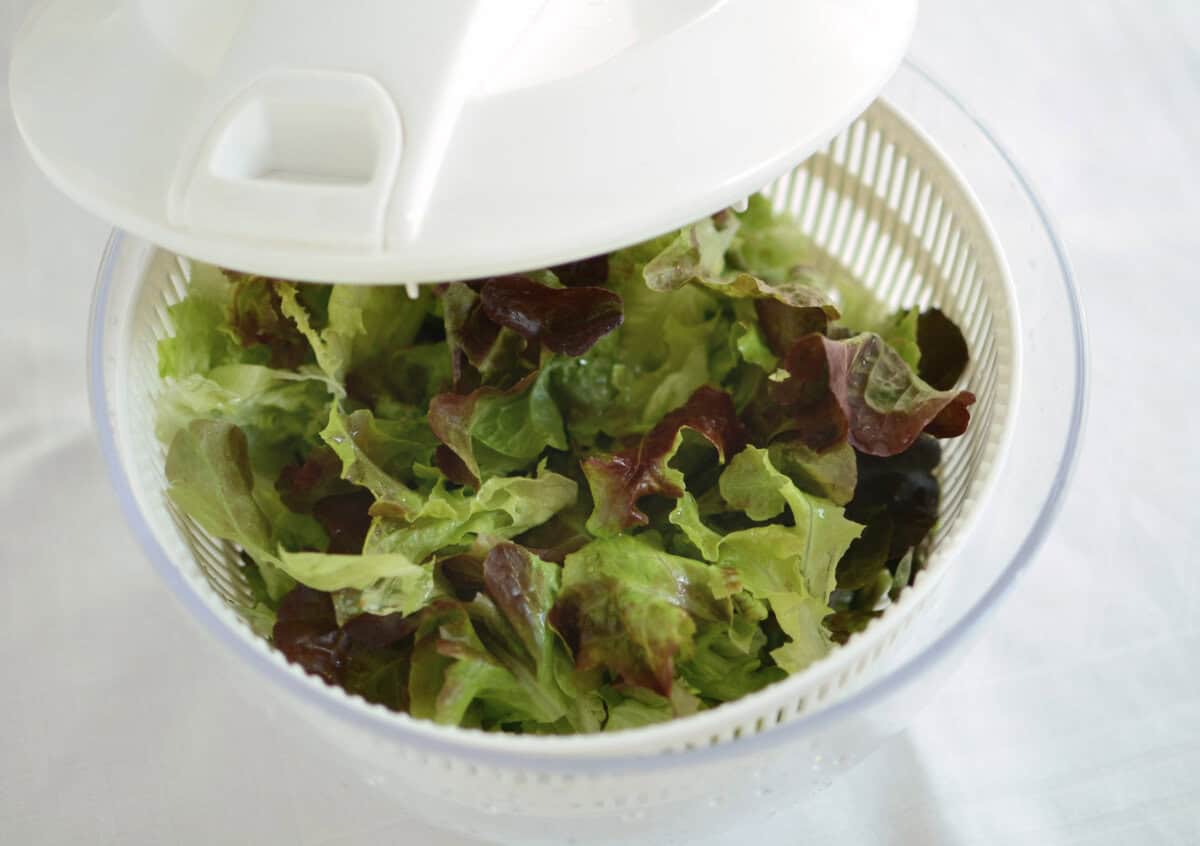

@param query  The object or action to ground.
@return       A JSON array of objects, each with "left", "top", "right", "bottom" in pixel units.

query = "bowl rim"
[{"left": 87, "top": 59, "right": 1087, "bottom": 774}]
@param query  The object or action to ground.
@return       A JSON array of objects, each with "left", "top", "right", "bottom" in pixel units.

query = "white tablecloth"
[{"left": 3, "top": 1, "right": 1198, "bottom": 843}]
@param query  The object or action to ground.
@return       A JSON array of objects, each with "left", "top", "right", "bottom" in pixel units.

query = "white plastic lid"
[{"left": 9, "top": 0, "right": 916, "bottom": 284}]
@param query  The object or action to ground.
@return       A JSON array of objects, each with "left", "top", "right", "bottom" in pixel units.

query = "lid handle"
[{"left": 170, "top": 70, "right": 402, "bottom": 252}]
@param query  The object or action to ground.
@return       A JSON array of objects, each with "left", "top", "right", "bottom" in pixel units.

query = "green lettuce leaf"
[
  {"left": 345, "top": 405, "right": 440, "bottom": 485},
  {"left": 275, "top": 282, "right": 351, "bottom": 390},
  {"left": 276, "top": 549, "right": 437, "bottom": 620},
  {"left": 642, "top": 209, "right": 838, "bottom": 320},
  {"left": 342, "top": 645, "right": 411, "bottom": 711},
  {"left": 679, "top": 620, "right": 785, "bottom": 702},
  {"left": 602, "top": 686, "right": 674, "bottom": 731},
  {"left": 717, "top": 447, "right": 862, "bottom": 672},
  {"left": 330, "top": 285, "right": 430, "bottom": 367},
  {"left": 728, "top": 194, "right": 818, "bottom": 283},
  {"left": 719, "top": 446, "right": 862, "bottom": 596},
  {"left": 274, "top": 282, "right": 431, "bottom": 390},
  {"left": 428, "top": 368, "right": 567, "bottom": 486},
  {"left": 767, "top": 438, "right": 858, "bottom": 506},
  {"left": 252, "top": 472, "right": 329, "bottom": 553},
  {"left": 164, "top": 420, "right": 294, "bottom": 599},
  {"left": 470, "top": 544, "right": 602, "bottom": 732},
  {"left": 550, "top": 535, "right": 730, "bottom": 695},
  {"left": 717, "top": 528, "right": 827, "bottom": 672},
  {"left": 320, "top": 404, "right": 427, "bottom": 520},
  {"left": 408, "top": 594, "right": 576, "bottom": 728},
  {"left": 547, "top": 236, "right": 734, "bottom": 443},
  {"left": 157, "top": 364, "right": 331, "bottom": 478},
  {"left": 668, "top": 492, "right": 723, "bottom": 562},
  {"left": 349, "top": 341, "right": 454, "bottom": 411},
  {"left": 276, "top": 549, "right": 431, "bottom": 594},
  {"left": 166, "top": 419, "right": 271, "bottom": 559},
  {"left": 157, "top": 264, "right": 249, "bottom": 379},
  {"left": 634, "top": 204, "right": 840, "bottom": 409},
  {"left": 642, "top": 215, "right": 739, "bottom": 292},
  {"left": 479, "top": 543, "right": 559, "bottom": 672},
  {"left": 599, "top": 683, "right": 704, "bottom": 731},
  {"left": 365, "top": 464, "right": 578, "bottom": 564},
  {"left": 733, "top": 316, "right": 778, "bottom": 372},
  {"left": 878, "top": 307, "right": 922, "bottom": 371}
]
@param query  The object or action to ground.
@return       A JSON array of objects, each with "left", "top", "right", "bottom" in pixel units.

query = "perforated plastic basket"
[{"left": 88, "top": 64, "right": 1085, "bottom": 846}]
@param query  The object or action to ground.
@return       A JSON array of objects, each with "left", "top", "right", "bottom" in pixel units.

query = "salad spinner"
[{"left": 10, "top": 2, "right": 1085, "bottom": 843}]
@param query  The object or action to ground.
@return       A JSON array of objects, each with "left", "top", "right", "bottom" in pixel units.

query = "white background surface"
[{"left": 2, "top": 1, "right": 1198, "bottom": 843}]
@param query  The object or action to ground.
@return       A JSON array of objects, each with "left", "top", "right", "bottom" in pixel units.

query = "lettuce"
[
  {"left": 827, "top": 435, "right": 944, "bottom": 642},
  {"left": 227, "top": 274, "right": 312, "bottom": 369},
  {"left": 157, "top": 196, "right": 974, "bottom": 733},
  {"left": 165, "top": 420, "right": 274, "bottom": 564},
  {"left": 364, "top": 464, "right": 578, "bottom": 564},
  {"left": 547, "top": 235, "right": 735, "bottom": 442},
  {"left": 409, "top": 600, "right": 559, "bottom": 727},
  {"left": 275, "top": 281, "right": 432, "bottom": 391},
  {"left": 428, "top": 368, "right": 567, "bottom": 486},
  {"left": 320, "top": 404, "right": 427, "bottom": 520},
  {"left": 406, "top": 545, "right": 601, "bottom": 730},
  {"left": 728, "top": 194, "right": 818, "bottom": 283},
  {"left": 158, "top": 263, "right": 251, "bottom": 380},
  {"left": 551, "top": 535, "right": 730, "bottom": 696},
  {"left": 716, "top": 447, "right": 863, "bottom": 671},
  {"left": 582, "top": 386, "right": 746, "bottom": 535},
  {"left": 157, "top": 364, "right": 330, "bottom": 478},
  {"left": 164, "top": 420, "right": 295, "bottom": 600},
  {"left": 478, "top": 275, "right": 623, "bottom": 356},
  {"left": 679, "top": 618, "right": 784, "bottom": 703},
  {"left": 748, "top": 332, "right": 975, "bottom": 456}
]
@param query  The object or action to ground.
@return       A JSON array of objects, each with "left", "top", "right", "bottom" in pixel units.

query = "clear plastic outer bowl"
[{"left": 87, "top": 62, "right": 1086, "bottom": 845}]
